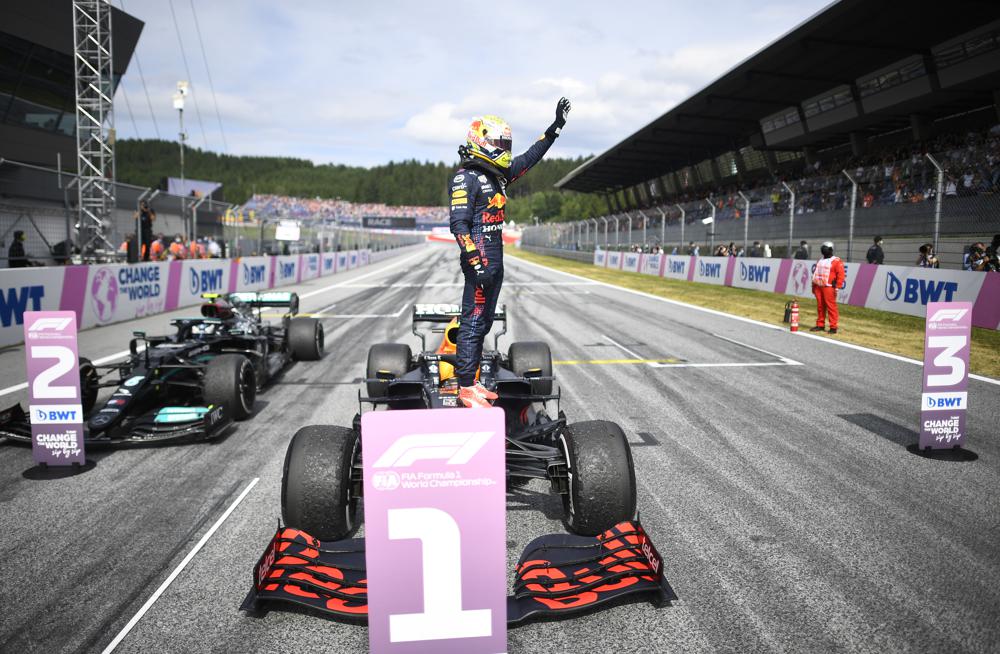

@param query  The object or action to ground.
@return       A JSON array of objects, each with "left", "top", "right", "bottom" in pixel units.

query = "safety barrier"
[
  {"left": 589, "top": 249, "right": 999, "bottom": 330},
  {"left": 0, "top": 243, "right": 425, "bottom": 347}
]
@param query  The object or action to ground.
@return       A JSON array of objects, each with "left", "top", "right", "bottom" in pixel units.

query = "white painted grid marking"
[{"left": 100, "top": 477, "right": 259, "bottom": 653}]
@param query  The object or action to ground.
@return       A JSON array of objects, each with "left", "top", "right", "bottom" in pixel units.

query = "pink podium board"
[
  {"left": 361, "top": 408, "right": 507, "bottom": 653},
  {"left": 22, "top": 311, "right": 85, "bottom": 465},
  {"left": 920, "top": 302, "right": 973, "bottom": 449}
]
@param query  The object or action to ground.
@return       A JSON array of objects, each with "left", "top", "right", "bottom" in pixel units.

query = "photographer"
[
  {"left": 963, "top": 242, "right": 990, "bottom": 271},
  {"left": 7, "top": 230, "right": 29, "bottom": 268},
  {"left": 986, "top": 234, "right": 1000, "bottom": 272},
  {"left": 135, "top": 200, "right": 156, "bottom": 261}
]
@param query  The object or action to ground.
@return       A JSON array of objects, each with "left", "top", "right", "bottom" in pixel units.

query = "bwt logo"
[
  {"left": 279, "top": 262, "right": 295, "bottom": 279},
  {"left": 625, "top": 255, "right": 638, "bottom": 266},
  {"left": 668, "top": 260, "right": 685, "bottom": 274},
  {"left": 189, "top": 268, "right": 223, "bottom": 295},
  {"left": 1, "top": 285, "right": 45, "bottom": 328},
  {"left": 307, "top": 257, "right": 318, "bottom": 272},
  {"left": 699, "top": 261, "right": 721, "bottom": 278},
  {"left": 922, "top": 392, "right": 967, "bottom": 410},
  {"left": 32, "top": 404, "right": 82, "bottom": 424},
  {"left": 243, "top": 264, "right": 266, "bottom": 285},
  {"left": 740, "top": 263, "right": 770, "bottom": 283},
  {"left": 373, "top": 431, "right": 492, "bottom": 468},
  {"left": 885, "top": 271, "right": 957, "bottom": 304},
  {"left": 324, "top": 258, "right": 334, "bottom": 271}
]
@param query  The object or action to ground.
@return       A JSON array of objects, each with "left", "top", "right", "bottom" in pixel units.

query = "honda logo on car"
[
  {"left": 189, "top": 268, "right": 223, "bottom": 295},
  {"left": 32, "top": 404, "right": 82, "bottom": 424},
  {"left": 1, "top": 285, "right": 45, "bottom": 328},
  {"left": 922, "top": 391, "right": 967, "bottom": 410},
  {"left": 740, "top": 262, "right": 769, "bottom": 283},
  {"left": 243, "top": 263, "right": 266, "bottom": 285},
  {"left": 699, "top": 261, "right": 721, "bottom": 278},
  {"left": 885, "top": 271, "right": 957, "bottom": 304}
]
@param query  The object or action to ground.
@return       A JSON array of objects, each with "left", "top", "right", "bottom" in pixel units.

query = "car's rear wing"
[
  {"left": 411, "top": 303, "right": 507, "bottom": 349},
  {"left": 209, "top": 292, "right": 300, "bottom": 315}
]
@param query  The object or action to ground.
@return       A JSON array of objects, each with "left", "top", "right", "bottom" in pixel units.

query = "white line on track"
[
  {"left": 0, "top": 346, "right": 147, "bottom": 398},
  {"left": 602, "top": 334, "right": 645, "bottom": 360},
  {"left": 298, "top": 249, "right": 428, "bottom": 299},
  {"left": 327, "top": 303, "right": 410, "bottom": 319},
  {"left": 509, "top": 255, "right": 1000, "bottom": 387},
  {"left": 648, "top": 361, "right": 801, "bottom": 368},
  {"left": 314, "top": 301, "right": 338, "bottom": 315},
  {"left": 712, "top": 333, "right": 803, "bottom": 365},
  {"left": 100, "top": 477, "right": 260, "bottom": 654},
  {"left": 329, "top": 281, "right": 597, "bottom": 288}
]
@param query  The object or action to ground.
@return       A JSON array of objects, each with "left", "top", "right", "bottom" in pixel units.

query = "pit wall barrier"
[
  {"left": 0, "top": 243, "right": 425, "bottom": 347},
  {"left": 590, "top": 249, "right": 1000, "bottom": 330}
]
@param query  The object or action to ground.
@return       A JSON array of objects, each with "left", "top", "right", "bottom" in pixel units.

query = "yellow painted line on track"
[{"left": 554, "top": 358, "right": 680, "bottom": 365}]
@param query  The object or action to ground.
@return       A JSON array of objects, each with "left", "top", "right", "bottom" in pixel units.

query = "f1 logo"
[
  {"left": 28, "top": 317, "right": 72, "bottom": 332},
  {"left": 373, "top": 431, "right": 492, "bottom": 468},
  {"left": 929, "top": 308, "right": 968, "bottom": 322}
]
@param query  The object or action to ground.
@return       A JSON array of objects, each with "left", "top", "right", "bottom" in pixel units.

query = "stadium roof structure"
[{"left": 557, "top": 0, "right": 1000, "bottom": 194}]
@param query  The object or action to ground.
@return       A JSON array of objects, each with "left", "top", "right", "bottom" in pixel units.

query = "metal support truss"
[{"left": 72, "top": 0, "right": 117, "bottom": 258}]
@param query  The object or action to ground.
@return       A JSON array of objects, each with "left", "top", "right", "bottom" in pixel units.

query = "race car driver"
[
  {"left": 450, "top": 98, "right": 571, "bottom": 408},
  {"left": 811, "top": 241, "right": 846, "bottom": 334}
]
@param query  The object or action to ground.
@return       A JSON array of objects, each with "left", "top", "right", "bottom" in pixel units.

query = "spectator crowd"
[{"left": 244, "top": 195, "right": 448, "bottom": 226}]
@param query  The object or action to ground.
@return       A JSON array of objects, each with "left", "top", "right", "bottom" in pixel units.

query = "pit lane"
[{"left": 1, "top": 242, "right": 998, "bottom": 653}]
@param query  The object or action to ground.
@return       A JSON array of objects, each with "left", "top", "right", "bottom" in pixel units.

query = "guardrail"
[
  {"left": 0, "top": 242, "right": 426, "bottom": 347},
  {"left": 521, "top": 245, "right": 1000, "bottom": 330}
]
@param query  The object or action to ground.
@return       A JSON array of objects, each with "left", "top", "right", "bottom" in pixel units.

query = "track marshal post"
[
  {"left": 22, "top": 311, "right": 86, "bottom": 466},
  {"left": 920, "top": 302, "right": 973, "bottom": 450},
  {"left": 362, "top": 407, "right": 507, "bottom": 653}
]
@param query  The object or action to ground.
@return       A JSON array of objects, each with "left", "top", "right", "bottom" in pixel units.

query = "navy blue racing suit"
[{"left": 449, "top": 132, "right": 557, "bottom": 387}]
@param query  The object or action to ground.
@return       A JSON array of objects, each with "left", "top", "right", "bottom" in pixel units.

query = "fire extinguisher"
[
  {"left": 783, "top": 301, "right": 792, "bottom": 323},
  {"left": 789, "top": 300, "right": 799, "bottom": 332}
]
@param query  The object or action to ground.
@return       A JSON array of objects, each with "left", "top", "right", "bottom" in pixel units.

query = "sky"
[{"left": 113, "top": 0, "right": 832, "bottom": 167}]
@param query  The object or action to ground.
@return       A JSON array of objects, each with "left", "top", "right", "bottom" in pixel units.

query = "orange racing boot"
[
  {"left": 474, "top": 381, "right": 498, "bottom": 401},
  {"left": 459, "top": 385, "right": 492, "bottom": 408}
]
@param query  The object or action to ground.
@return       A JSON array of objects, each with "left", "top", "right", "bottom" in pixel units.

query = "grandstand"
[
  {"left": 540, "top": 0, "right": 1000, "bottom": 269},
  {"left": 244, "top": 194, "right": 448, "bottom": 229}
]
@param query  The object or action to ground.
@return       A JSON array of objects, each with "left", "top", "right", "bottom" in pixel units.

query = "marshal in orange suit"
[{"left": 811, "top": 241, "right": 846, "bottom": 334}]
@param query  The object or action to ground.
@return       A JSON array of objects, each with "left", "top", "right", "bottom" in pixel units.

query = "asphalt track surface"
[{"left": 1, "top": 243, "right": 998, "bottom": 654}]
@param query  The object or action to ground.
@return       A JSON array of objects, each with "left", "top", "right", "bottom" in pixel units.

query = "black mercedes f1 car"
[{"left": 0, "top": 291, "right": 324, "bottom": 446}]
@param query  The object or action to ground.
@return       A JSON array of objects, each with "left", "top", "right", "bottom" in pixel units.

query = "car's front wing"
[{"left": 241, "top": 521, "right": 676, "bottom": 625}]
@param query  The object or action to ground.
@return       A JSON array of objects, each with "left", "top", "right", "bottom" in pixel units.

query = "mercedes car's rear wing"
[
  {"left": 209, "top": 292, "right": 300, "bottom": 315},
  {"left": 411, "top": 302, "right": 507, "bottom": 349}
]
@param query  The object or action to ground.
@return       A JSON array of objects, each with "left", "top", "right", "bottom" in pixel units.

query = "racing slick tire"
[
  {"left": 79, "top": 357, "right": 99, "bottom": 415},
  {"left": 366, "top": 343, "right": 412, "bottom": 398},
  {"left": 289, "top": 317, "right": 324, "bottom": 361},
  {"left": 282, "top": 425, "right": 360, "bottom": 541},
  {"left": 203, "top": 354, "right": 257, "bottom": 421},
  {"left": 509, "top": 341, "right": 553, "bottom": 395},
  {"left": 558, "top": 420, "right": 637, "bottom": 536}
]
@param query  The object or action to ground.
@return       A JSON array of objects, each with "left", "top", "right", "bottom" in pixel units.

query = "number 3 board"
[{"left": 920, "top": 302, "right": 973, "bottom": 449}]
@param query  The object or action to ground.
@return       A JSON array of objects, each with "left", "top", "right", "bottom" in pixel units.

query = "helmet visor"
[{"left": 487, "top": 137, "right": 512, "bottom": 153}]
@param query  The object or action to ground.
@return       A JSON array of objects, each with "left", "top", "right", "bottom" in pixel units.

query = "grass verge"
[{"left": 508, "top": 248, "right": 1000, "bottom": 379}]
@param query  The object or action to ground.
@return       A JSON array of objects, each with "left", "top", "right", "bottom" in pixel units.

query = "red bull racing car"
[
  {"left": 0, "top": 291, "right": 323, "bottom": 446},
  {"left": 242, "top": 304, "right": 675, "bottom": 624}
]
